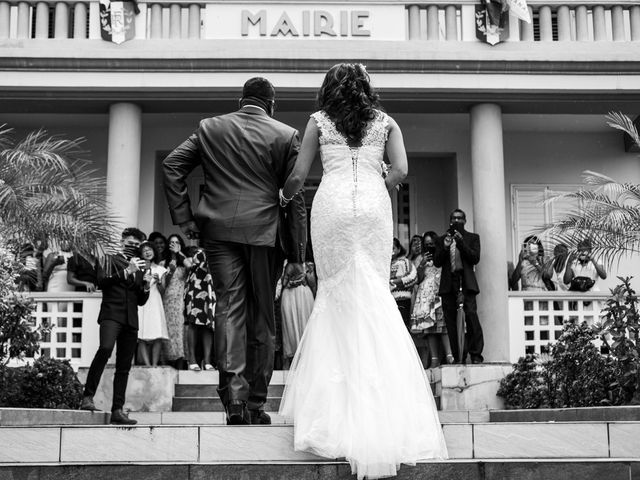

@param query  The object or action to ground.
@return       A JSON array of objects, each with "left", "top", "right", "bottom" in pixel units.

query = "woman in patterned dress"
[
  {"left": 183, "top": 246, "right": 215, "bottom": 371},
  {"left": 162, "top": 234, "right": 191, "bottom": 367}
]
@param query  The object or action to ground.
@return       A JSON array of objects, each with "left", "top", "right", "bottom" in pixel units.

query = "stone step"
[
  {"left": 174, "top": 382, "right": 436, "bottom": 398},
  {"left": 172, "top": 396, "right": 283, "bottom": 412},
  {"left": 171, "top": 394, "right": 441, "bottom": 412},
  {"left": 174, "top": 383, "right": 286, "bottom": 397},
  {"left": 0, "top": 461, "right": 636, "bottom": 480},
  {"left": 1, "top": 422, "right": 638, "bottom": 463},
  {"left": 0, "top": 408, "right": 488, "bottom": 427}
]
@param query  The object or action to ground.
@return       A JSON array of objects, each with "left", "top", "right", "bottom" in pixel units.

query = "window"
[{"left": 511, "top": 184, "right": 582, "bottom": 259}]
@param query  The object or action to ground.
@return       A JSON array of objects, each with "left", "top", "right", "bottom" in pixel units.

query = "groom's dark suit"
[{"left": 163, "top": 105, "right": 306, "bottom": 417}]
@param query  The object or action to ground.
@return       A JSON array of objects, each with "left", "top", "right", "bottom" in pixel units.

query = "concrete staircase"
[
  {"left": 4, "top": 367, "right": 640, "bottom": 479},
  {"left": 171, "top": 370, "right": 440, "bottom": 413},
  {"left": 2, "top": 405, "right": 640, "bottom": 479}
]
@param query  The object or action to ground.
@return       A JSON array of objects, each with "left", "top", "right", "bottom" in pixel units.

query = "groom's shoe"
[
  {"left": 226, "top": 400, "right": 250, "bottom": 425},
  {"left": 250, "top": 409, "right": 271, "bottom": 425}
]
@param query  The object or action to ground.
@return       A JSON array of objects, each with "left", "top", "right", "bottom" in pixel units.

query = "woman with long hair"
[
  {"left": 162, "top": 233, "right": 192, "bottom": 367},
  {"left": 278, "top": 63, "right": 447, "bottom": 479}
]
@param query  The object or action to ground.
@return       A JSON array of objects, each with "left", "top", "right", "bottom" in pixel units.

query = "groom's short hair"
[{"left": 242, "top": 77, "right": 276, "bottom": 102}]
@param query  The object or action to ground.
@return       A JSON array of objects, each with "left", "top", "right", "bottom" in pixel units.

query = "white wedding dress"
[{"left": 279, "top": 110, "right": 448, "bottom": 479}]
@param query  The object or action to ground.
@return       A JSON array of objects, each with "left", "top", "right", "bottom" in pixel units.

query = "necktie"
[{"left": 450, "top": 240, "right": 463, "bottom": 272}]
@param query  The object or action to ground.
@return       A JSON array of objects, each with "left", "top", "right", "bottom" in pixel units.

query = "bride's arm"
[
  {"left": 384, "top": 117, "right": 408, "bottom": 191},
  {"left": 282, "top": 118, "right": 319, "bottom": 200}
]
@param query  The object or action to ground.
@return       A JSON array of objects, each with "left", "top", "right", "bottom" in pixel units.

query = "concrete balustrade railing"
[
  {"left": 0, "top": 0, "right": 638, "bottom": 42},
  {"left": 405, "top": 1, "right": 640, "bottom": 41}
]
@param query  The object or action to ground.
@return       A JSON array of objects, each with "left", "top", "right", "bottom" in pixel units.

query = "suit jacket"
[
  {"left": 96, "top": 255, "right": 149, "bottom": 329},
  {"left": 433, "top": 229, "right": 481, "bottom": 295},
  {"left": 163, "top": 106, "right": 307, "bottom": 263}
]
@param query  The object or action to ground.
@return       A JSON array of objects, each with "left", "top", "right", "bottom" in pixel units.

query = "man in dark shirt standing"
[{"left": 80, "top": 227, "right": 150, "bottom": 424}]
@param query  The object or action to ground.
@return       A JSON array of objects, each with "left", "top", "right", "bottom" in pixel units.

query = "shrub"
[
  {"left": 0, "top": 357, "right": 83, "bottom": 409},
  {"left": 496, "top": 354, "right": 551, "bottom": 409},
  {"left": 498, "top": 321, "right": 622, "bottom": 409},
  {"left": 601, "top": 276, "right": 640, "bottom": 404}
]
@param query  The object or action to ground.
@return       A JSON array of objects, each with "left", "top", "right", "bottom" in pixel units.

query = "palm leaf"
[
  {"left": 537, "top": 113, "right": 640, "bottom": 270},
  {"left": 0, "top": 126, "right": 121, "bottom": 260}
]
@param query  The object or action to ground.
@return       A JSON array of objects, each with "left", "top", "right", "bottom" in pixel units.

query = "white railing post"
[
  {"left": 35, "top": 2, "right": 49, "bottom": 39},
  {"left": 54, "top": 2, "right": 69, "bottom": 38},
  {"left": 557, "top": 5, "right": 571, "bottom": 41},
  {"left": 0, "top": 2, "right": 10, "bottom": 38},
  {"left": 426, "top": 4, "right": 439, "bottom": 40},
  {"left": 73, "top": 2, "right": 88, "bottom": 39},
  {"left": 444, "top": 5, "right": 457, "bottom": 40},
  {"left": 188, "top": 3, "right": 200, "bottom": 39}
]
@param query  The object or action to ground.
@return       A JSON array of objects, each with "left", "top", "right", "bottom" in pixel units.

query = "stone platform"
[
  {"left": 76, "top": 364, "right": 511, "bottom": 414},
  {"left": 2, "top": 421, "right": 640, "bottom": 462},
  {"left": 1, "top": 461, "right": 639, "bottom": 480}
]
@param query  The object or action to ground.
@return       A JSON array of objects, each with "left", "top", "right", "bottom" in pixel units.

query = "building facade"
[{"left": 2, "top": 0, "right": 640, "bottom": 363}]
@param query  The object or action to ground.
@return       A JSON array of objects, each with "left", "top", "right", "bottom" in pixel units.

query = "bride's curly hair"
[{"left": 317, "top": 63, "right": 381, "bottom": 143}]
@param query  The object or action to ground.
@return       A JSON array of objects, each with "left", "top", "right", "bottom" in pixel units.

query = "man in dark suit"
[
  {"left": 163, "top": 77, "right": 306, "bottom": 425},
  {"left": 434, "top": 209, "right": 484, "bottom": 364},
  {"left": 80, "top": 227, "right": 151, "bottom": 424}
]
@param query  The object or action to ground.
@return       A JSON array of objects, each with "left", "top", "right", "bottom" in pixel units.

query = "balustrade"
[
  {"left": 508, "top": 292, "right": 608, "bottom": 363},
  {"left": 0, "top": 0, "right": 638, "bottom": 42}
]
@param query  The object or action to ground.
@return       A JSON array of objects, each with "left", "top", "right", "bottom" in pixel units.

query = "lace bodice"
[
  {"left": 311, "top": 110, "right": 389, "bottom": 179},
  {"left": 309, "top": 109, "right": 392, "bottom": 284}
]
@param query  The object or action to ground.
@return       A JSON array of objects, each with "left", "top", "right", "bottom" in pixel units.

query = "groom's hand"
[{"left": 179, "top": 220, "right": 200, "bottom": 240}]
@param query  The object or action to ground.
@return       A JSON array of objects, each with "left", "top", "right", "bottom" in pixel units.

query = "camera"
[
  {"left": 447, "top": 223, "right": 458, "bottom": 236},
  {"left": 123, "top": 244, "right": 141, "bottom": 260},
  {"left": 424, "top": 245, "right": 436, "bottom": 257}
]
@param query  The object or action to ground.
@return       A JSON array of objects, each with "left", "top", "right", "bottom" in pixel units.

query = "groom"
[{"left": 163, "top": 77, "right": 307, "bottom": 425}]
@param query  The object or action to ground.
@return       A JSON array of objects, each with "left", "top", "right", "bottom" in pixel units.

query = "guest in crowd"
[
  {"left": 137, "top": 241, "right": 168, "bottom": 366},
  {"left": 43, "top": 241, "right": 74, "bottom": 292},
  {"left": 15, "top": 243, "right": 42, "bottom": 292},
  {"left": 510, "top": 235, "right": 546, "bottom": 291},
  {"left": 163, "top": 233, "right": 192, "bottom": 368},
  {"left": 280, "top": 261, "right": 315, "bottom": 368},
  {"left": 149, "top": 231, "right": 170, "bottom": 266},
  {"left": 434, "top": 209, "right": 483, "bottom": 364},
  {"left": 390, "top": 237, "right": 417, "bottom": 329},
  {"left": 564, "top": 239, "right": 607, "bottom": 292},
  {"left": 80, "top": 227, "right": 150, "bottom": 425},
  {"left": 408, "top": 234, "right": 424, "bottom": 269},
  {"left": 67, "top": 250, "right": 99, "bottom": 293},
  {"left": 411, "top": 231, "right": 454, "bottom": 368},
  {"left": 184, "top": 246, "right": 216, "bottom": 371},
  {"left": 543, "top": 243, "right": 570, "bottom": 291}
]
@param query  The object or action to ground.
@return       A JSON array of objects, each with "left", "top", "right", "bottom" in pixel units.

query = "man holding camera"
[
  {"left": 80, "top": 227, "right": 151, "bottom": 424},
  {"left": 434, "top": 209, "right": 484, "bottom": 364}
]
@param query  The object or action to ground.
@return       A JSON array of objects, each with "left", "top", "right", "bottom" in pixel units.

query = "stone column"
[
  {"left": 106, "top": 103, "right": 142, "bottom": 229},
  {"left": 0, "top": 2, "right": 10, "bottom": 39},
  {"left": 470, "top": 103, "right": 509, "bottom": 363}
]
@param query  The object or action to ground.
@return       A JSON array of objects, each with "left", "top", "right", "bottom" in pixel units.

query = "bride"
[{"left": 278, "top": 63, "right": 448, "bottom": 479}]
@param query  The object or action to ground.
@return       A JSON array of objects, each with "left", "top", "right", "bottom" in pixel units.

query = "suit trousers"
[
  {"left": 441, "top": 288, "right": 484, "bottom": 363},
  {"left": 204, "top": 240, "right": 280, "bottom": 411},
  {"left": 83, "top": 319, "right": 138, "bottom": 411}
]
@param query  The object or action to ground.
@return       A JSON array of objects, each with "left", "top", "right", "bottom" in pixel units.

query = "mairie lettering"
[{"left": 241, "top": 9, "right": 371, "bottom": 37}]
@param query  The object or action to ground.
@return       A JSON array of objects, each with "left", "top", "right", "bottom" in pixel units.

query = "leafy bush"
[
  {"left": 601, "top": 276, "right": 640, "bottom": 404},
  {"left": 496, "top": 354, "right": 551, "bottom": 409},
  {"left": 0, "top": 238, "right": 44, "bottom": 363},
  {"left": 0, "top": 357, "right": 83, "bottom": 409},
  {"left": 498, "top": 321, "right": 622, "bottom": 409}
]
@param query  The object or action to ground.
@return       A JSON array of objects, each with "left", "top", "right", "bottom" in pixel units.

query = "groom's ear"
[{"left": 268, "top": 100, "right": 276, "bottom": 117}]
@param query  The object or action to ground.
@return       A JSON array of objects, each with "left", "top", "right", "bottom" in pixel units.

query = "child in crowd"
[
  {"left": 137, "top": 241, "right": 169, "bottom": 366},
  {"left": 280, "top": 261, "right": 316, "bottom": 368}
]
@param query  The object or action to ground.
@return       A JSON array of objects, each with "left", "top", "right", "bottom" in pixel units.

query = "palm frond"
[
  {"left": 0, "top": 126, "right": 121, "bottom": 260},
  {"left": 606, "top": 112, "right": 640, "bottom": 149}
]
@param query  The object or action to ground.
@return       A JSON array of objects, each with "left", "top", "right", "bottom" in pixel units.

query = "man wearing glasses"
[{"left": 80, "top": 227, "right": 152, "bottom": 425}]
